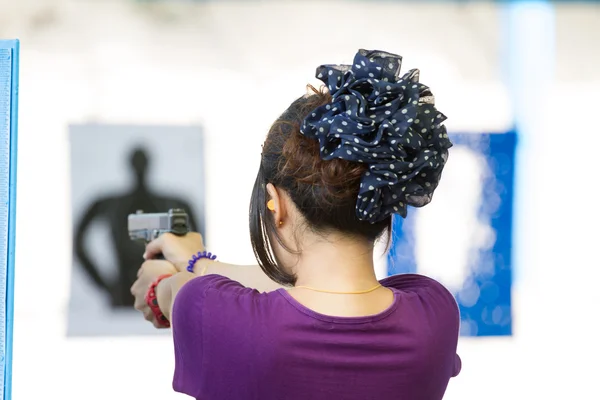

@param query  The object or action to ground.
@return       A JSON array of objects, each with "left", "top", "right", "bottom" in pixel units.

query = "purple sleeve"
[
  {"left": 171, "top": 274, "right": 255, "bottom": 397},
  {"left": 381, "top": 274, "right": 462, "bottom": 377}
]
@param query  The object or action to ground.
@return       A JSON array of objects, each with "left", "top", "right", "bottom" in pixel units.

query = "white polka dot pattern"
[{"left": 300, "top": 49, "right": 452, "bottom": 223}]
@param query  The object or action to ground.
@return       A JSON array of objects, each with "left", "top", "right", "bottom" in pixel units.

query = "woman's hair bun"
[{"left": 300, "top": 49, "right": 452, "bottom": 223}]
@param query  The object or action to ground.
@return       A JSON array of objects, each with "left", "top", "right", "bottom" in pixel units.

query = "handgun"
[{"left": 128, "top": 208, "right": 190, "bottom": 244}]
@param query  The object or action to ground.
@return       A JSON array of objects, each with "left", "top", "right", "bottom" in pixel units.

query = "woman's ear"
[{"left": 266, "top": 183, "right": 287, "bottom": 226}]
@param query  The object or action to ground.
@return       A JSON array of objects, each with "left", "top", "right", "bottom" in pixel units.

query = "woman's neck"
[{"left": 292, "top": 235, "right": 379, "bottom": 290}]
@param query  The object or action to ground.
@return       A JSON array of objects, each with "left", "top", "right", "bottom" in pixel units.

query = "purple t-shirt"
[{"left": 172, "top": 273, "right": 461, "bottom": 400}]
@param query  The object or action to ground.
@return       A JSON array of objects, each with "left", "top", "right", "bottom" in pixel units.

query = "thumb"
[{"left": 144, "top": 234, "right": 165, "bottom": 260}]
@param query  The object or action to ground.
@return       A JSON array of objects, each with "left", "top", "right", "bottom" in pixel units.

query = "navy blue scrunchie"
[{"left": 300, "top": 49, "right": 452, "bottom": 223}]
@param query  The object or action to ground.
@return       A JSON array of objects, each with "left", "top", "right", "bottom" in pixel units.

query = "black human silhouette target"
[
  {"left": 74, "top": 147, "right": 200, "bottom": 308},
  {"left": 68, "top": 124, "right": 205, "bottom": 336}
]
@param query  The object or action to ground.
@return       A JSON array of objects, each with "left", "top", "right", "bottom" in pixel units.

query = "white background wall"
[{"left": 1, "top": 0, "right": 599, "bottom": 399}]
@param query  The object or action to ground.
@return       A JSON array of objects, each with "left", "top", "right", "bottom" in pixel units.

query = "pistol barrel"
[{"left": 127, "top": 208, "right": 190, "bottom": 243}]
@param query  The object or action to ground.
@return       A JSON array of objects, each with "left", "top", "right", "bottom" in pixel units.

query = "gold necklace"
[{"left": 294, "top": 284, "right": 382, "bottom": 295}]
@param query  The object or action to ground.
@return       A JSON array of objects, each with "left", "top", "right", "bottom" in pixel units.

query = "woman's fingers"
[
  {"left": 144, "top": 233, "right": 168, "bottom": 260},
  {"left": 133, "top": 291, "right": 146, "bottom": 311},
  {"left": 143, "top": 308, "right": 153, "bottom": 320}
]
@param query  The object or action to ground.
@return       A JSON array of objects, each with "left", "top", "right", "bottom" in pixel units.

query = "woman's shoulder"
[
  {"left": 380, "top": 273, "right": 459, "bottom": 312},
  {"left": 171, "top": 274, "right": 271, "bottom": 339},
  {"left": 381, "top": 272, "right": 446, "bottom": 289},
  {"left": 175, "top": 274, "right": 261, "bottom": 305}
]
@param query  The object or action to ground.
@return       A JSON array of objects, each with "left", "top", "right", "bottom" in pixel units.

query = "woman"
[{"left": 131, "top": 49, "right": 461, "bottom": 400}]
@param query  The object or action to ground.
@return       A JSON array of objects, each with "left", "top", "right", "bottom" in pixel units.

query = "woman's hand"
[
  {"left": 144, "top": 232, "right": 205, "bottom": 272},
  {"left": 130, "top": 259, "right": 178, "bottom": 328}
]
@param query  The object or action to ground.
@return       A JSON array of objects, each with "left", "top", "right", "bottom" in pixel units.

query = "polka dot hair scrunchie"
[{"left": 300, "top": 49, "right": 453, "bottom": 223}]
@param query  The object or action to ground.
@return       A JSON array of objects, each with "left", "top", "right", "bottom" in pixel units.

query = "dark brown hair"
[{"left": 249, "top": 85, "right": 391, "bottom": 286}]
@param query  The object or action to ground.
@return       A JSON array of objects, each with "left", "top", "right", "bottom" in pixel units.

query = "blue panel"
[
  {"left": 388, "top": 131, "right": 516, "bottom": 337},
  {"left": 0, "top": 39, "right": 19, "bottom": 400}
]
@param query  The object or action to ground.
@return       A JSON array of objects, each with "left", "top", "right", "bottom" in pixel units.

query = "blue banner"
[{"left": 388, "top": 131, "right": 516, "bottom": 337}]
